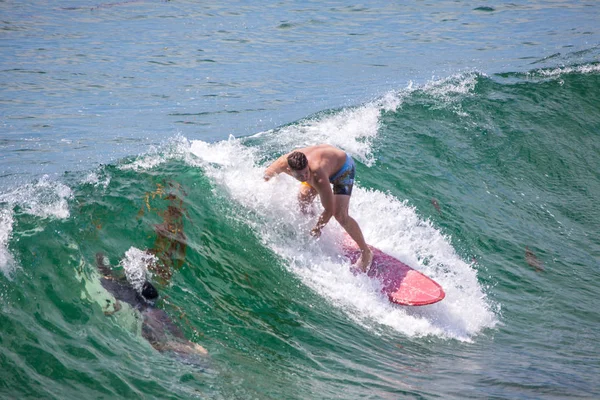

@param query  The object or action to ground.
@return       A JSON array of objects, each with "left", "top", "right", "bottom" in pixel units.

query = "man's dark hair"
[
  {"left": 287, "top": 151, "right": 308, "bottom": 171},
  {"left": 142, "top": 281, "right": 159, "bottom": 300}
]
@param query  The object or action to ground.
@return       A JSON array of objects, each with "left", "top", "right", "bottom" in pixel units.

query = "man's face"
[{"left": 291, "top": 166, "right": 310, "bottom": 182}]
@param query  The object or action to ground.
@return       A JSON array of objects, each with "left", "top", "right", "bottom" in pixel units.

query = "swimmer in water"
[{"left": 96, "top": 252, "right": 207, "bottom": 356}]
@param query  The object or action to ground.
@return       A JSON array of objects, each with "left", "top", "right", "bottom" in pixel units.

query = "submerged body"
[{"left": 96, "top": 253, "right": 207, "bottom": 356}]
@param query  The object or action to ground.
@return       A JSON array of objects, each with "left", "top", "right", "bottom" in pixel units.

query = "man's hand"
[
  {"left": 263, "top": 170, "right": 276, "bottom": 182},
  {"left": 310, "top": 226, "right": 322, "bottom": 238},
  {"left": 311, "top": 210, "right": 330, "bottom": 239}
]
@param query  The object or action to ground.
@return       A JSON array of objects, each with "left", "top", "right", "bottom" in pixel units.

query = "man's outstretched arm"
[
  {"left": 96, "top": 252, "right": 113, "bottom": 277},
  {"left": 263, "top": 154, "right": 290, "bottom": 181}
]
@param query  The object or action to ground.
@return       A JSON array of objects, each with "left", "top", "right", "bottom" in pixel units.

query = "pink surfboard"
[{"left": 341, "top": 236, "right": 445, "bottom": 306}]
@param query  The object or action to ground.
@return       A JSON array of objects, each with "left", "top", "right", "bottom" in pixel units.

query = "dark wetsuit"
[{"left": 96, "top": 254, "right": 188, "bottom": 346}]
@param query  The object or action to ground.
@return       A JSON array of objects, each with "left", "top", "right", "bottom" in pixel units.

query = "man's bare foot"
[
  {"left": 192, "top": 343, "right": 209, "bottom": 355},
  {"left": 355, "top": 248, "right": 373, "bottom": 272},
  {"left": 160, "top": 341, "right": 208, "bottom": 356}
]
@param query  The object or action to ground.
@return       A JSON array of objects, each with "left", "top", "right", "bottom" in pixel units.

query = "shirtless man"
[{"left": 263, "top": 144, "right": 373, "bottom": 271}]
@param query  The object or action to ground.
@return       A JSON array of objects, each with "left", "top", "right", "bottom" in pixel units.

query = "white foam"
[
  {"left": 0, "top": 208, "right": 16, "bottom": 278},
  {"left": 0, "top": 175, "right": 73, "bottom": 220},
  {"left": 364, "top": 72, "right": 482, "bottom": 115},
  {"left": 0, "top": 176, "right": 73, "bottom": 278},
  {"left": 378, "top": 89, "right": 406, "bottom": 112},
  {"left": 532, "top": 63, "right": 600, "bottom": 78},
  {"left": 421, "top": 71, "right": 481, "bottom": 99},
  {"left": 188, "top": 130, "right": 498, "bottom": 341},
  {"left": 82, "top": 170, "right": 111, "bottom": 189},
  {"left": 251, "top": 101, "right": 383, "bottom": 167},
  {"left": 119, "top": 135, "right": 193, "bottom": 172},
  {"left": 119, "top": 149, "right": 165, "bottom": 171},
  {"left": 119, "top": 247, "right": 156, "bottom": 294}
]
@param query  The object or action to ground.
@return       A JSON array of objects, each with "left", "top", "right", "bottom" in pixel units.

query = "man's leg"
[
  {"left": 334, "top": 195, "right": 373, "bottom": 271},
  {"left": 298, "top": 183, "right": 317, "bottom": 214}
]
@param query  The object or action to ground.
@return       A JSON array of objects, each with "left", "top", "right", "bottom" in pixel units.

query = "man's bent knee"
[{"left": 334, "top": 212, "right": 350, "bottom": 226}]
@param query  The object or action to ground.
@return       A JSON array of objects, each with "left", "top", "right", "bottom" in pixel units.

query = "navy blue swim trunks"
[{"left": 329, "top": 154, "right": 355, "bottom": 196}]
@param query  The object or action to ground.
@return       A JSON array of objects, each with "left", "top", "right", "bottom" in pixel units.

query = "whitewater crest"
[
  {"left": 120, "top": 247, "right": 157, "bottom": 295},
  {"left": 0, "top": 175, "right": 73, "bottom": 220},
  {"left": 82, "top": 170, "right": 111, "bottom": 189},
  {"left": 251, "top": 118, "right": 375, "bottom": 167},
  {"left": 0, "top": 176, "right": 74, "bottom": 278},
  {"left": 118, "top": 135, "right": 194, "bottom": 172},
  {"left": 530, "top": 62, "right": 600, "bottom": 78},
  {"left": 0, "top": 208, "right": 16, "bottom": 278},
  {"left": 186, "top": 99, "right": 498, "bottom": 341}
]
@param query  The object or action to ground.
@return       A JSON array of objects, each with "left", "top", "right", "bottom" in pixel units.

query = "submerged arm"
[{"left": 96, "top": 252, "right": 113, "bottom": 277}]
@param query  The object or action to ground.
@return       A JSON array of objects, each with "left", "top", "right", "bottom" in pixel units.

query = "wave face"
[{"left": 1, "top": 64, "right": 599, "bottom": 398}]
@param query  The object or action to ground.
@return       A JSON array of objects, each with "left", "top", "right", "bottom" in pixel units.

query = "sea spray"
[
  {"left": 119, "top": 135, "right": 193, "bottom": 172},
  {"left": 252, "top": 102, "right": 382, "bottom": 166},
  {"left": 0, "top": 208, "right": 15, "bottom": 278},
  {"left": 120, "top": 247, "right": 157, "bottom": 295},
  {"left": 0, "top": 175, "right": 73, "bottom": 220},
  {"left": 0, "top": 176, "right": 73, "bottom": 278}
]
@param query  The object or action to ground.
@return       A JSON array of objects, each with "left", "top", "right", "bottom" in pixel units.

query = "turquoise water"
[{"left": 1, "top": 1, "right": 600, "bottom": 399}]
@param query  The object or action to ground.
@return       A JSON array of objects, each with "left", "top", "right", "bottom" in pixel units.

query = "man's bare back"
[{"left": 293, "top": 144, "right": 347, "bottom": 183}]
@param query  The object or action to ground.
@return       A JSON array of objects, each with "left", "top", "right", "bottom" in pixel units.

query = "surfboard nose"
[{"left": 342, "top": 234, "right": 445, "bottom": 306}]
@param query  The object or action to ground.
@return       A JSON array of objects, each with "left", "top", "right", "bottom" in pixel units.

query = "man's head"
[
  {"left": 287, "top": 151, "right": 307, "bottom": 170},
  {"left": 287, "top": 151, "right": 309, "bottom": 182},
  {"left": 142, "top": 281, "right": 159, "bottom": 300}
]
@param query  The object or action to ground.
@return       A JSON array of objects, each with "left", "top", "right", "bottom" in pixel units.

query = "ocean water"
[{"left": 1, "top": 1, "right": 599, "bottom": 399}]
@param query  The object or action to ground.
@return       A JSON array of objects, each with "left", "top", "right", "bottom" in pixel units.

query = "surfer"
[
  {"left": 95, "top": 252, "right": 208, "bottom": 356},
  {"left": 263, "top": 144, "right": 373, "bottom": 271}
]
